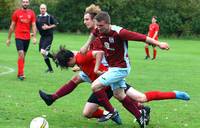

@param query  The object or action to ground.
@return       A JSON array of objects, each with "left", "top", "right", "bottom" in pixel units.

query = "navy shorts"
[
  {"left": 15, "top": 38, "right": 30, "bottom": 52},
  {"left": 39, "top": 35, "right": 53, "bottom": 52},
  {"left": 87, "top": 83, "right": 132, "bottom": 105}
]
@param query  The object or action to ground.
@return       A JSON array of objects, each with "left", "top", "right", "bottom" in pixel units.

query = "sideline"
[{"left": 0, "top": 65, "right": 15, "bottom": 76}]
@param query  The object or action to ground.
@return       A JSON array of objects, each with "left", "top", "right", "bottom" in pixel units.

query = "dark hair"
[
  {"left": 152, "top": 16, "right": 157, "bottom": 20},
  {"left": 53, "top": 45, "right": 74, "bottom": 69},
  {"left": 94, "top": 11, "right": 111, "bottom": 24}
]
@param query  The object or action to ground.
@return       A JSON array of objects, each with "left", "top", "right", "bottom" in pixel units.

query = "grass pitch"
[{"left": 0, "top": 31, "right": 199, "bottom": 128}]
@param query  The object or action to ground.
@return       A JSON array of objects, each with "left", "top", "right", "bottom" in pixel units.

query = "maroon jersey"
[{"left": 92, "top": 25, "right": 146, "bottom": 68}]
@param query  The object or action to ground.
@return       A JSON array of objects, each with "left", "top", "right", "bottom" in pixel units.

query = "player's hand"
[
  {"left": 32, "top": 37, "right": 37, "bottom": 45},
  {"left": 158, "top": 42, "right": 169, "bottom": 50},
  {"left": 72, "top": 66, "right": 80, "bottom": 72},
  {"left": 6, "top": 39, "right": 11, "bottom": 47},
  {"left": 94, "top": 70, "right": 106, "bottom": 76},
  {"left": 42, "top": 24, "right": 48, "bottom": 30},
  {"left": 30, "top": 33, "right": 34, "bottom": 37}
]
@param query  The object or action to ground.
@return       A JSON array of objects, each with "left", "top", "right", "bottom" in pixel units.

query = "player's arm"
[
  {"left": 92, "top": 50, "right": 104, "bottom": 75},
  {"left": 6, "top": 21, "right": 16, "bottom": 47},
  {"left": 80, "top": 33, "right": 96, "bottom": 54},
  {"left": 32, "top": 22, "right": 37, "bottom": 45},
  {"left": 119, "top": 29, "right": 169, "bottom": 50},
  {"left": 152, "top": 31, "right": 158, "bottom": 39}
]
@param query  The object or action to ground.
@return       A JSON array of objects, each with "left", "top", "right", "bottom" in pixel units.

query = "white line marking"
[{"left": 0, "top": 65, "right": 15, "bottom": 76}]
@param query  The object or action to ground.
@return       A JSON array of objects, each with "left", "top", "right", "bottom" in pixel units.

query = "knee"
[
  {"left": 82, "top": 110, "right": 92, "bottom": 118},
  {"left": 72, "top": 75, "right": 83, "bottom": 84},
  {"left": 91, "top": 85, "right": 96, "bottom": 92},
  {"left": 113, "top": 93, "right": 124, "bottom": 101},
  {"left": 91, "top": 83, "right": 102, "bottom": 92},
  {"left": 18, "top": 52, "right": 24, "bottom": 58},
  {"left": 40, "top": 49, "right": 46, "bottom": 56},
  {"left": 136, "top": 95, "right": 147, "bottom": 103}
]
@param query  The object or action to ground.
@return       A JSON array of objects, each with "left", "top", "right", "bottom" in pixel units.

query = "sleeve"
[
  {"left": 86, "top": 51, "right": 94, "bottom": 59},
  {"left": 119, "top": 29, "right": 146, "bottom": 42},
  {"left": 12, "top": 10, "right": 17, "bottom": 22},
  {"left": 50, "top": 15, "right": 58, "bottom": 25}
]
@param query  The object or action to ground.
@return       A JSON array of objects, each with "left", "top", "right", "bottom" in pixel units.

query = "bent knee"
[
  {"left": 82, "top": 110, "right": 92, "bottom": 118},
  {"left": 113, "top": 93, "right": 125, "bottom": 101},
  {"left": 40, "top": 49, "right": 47, "bottom": 56}
]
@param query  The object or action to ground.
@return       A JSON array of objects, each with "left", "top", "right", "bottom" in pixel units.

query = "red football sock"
[
  {"left": 145, "top": 91, "right": 176, "bottom": 101},
  {"left": 121, "top": 96, "right": 141, "bottom": 119},
  {"left": 91, "top": 108, "right": 104, "bottom": 118},
  {"left": 52, "top": 80, "right": 78, "bottom": 100},
  {"left": 153, "top": 48, "right": 157, "bottom": 59},
  {"left": 145, "top": 47, "right": 150, "bottom": 57},
  {"left": 94, "top": 89, "right": 114, "bottom": 113},
  {"left": 17, "top": 57, "right": 24, "bottom": 76}
]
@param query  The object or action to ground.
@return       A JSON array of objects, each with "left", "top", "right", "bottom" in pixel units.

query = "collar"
[{"left": 39, "top": 12, "right": 49, "bottom": 16}]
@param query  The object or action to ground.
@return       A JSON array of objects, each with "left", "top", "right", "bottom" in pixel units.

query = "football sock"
[
  {"left": 145, "top": 91, "right": 176, "bottom": 101},
  {"left": 44, "top": 58, "right": 53, "bottom": 71},
  {"left": 94, "top": 89, "right": 114, "bottom": 113},
  {"left": 153, "top": 48, "right": 157, "bottom": 59},
  {"left": 91, "top": 108, "right": 104, "bottom": 118},
  {"left": 121, "top": 96, "right": 141, "bottom": 119},
  {"left": 17, "top": 57, "right": 24, "bottom": 76},
  {"left": 52, "top": 80, "right": 78, "bottom": 100},
  {"left": 145, "top": 47, "right": 150, "bottom": 57}
]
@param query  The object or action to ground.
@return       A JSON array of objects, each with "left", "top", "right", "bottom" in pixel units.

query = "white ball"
[{"left": 30, "top": 117, "right": 49, "bottom": 128}]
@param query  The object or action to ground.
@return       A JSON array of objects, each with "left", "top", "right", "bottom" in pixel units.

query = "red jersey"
[
  {"left": 12, "top": 9, "right": 36, "bottom": 40},
  {"left": 148, "top": 23, "right": 159, "bottom": 40},
  {"left": 75, "top": 51, "right": 108, "bottom": 81},
  {"left": 92, "top": 25, "right": 146, "bottom": 68}
]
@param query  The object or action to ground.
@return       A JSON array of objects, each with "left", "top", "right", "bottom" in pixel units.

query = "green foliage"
[
  {"left": 54, "top": 0, "right": 95, "bottom": 32},
  {"left": 0, "top": 0, "right": 200, "bottom": 37}
]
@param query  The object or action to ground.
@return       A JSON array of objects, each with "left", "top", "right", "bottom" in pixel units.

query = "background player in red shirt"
[
  {"left": 6, "top": 0, "right": 37, "bottom": 80},
  {"left": 145, "top": 16, "right": 160, "bottom": 60}
]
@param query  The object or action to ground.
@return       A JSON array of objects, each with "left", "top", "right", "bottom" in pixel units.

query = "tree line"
[{"left": 1, "top": 0, "right": 200, "bottom": 37}]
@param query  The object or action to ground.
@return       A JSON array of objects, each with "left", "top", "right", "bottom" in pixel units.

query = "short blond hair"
[{"left": 85, "top": 4, "right": 101, "bottom": 19}]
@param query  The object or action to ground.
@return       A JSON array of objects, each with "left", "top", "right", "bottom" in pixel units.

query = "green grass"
[{"left": 0, "top": 31, "right": 200, "bottom": 128}]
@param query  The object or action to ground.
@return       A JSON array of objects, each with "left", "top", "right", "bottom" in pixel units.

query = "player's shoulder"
[
  {"left": 111, "top": 25, "right": 123, "bottom": 34},
  {"left": 27, "top": 9, "right": 36, "bottom": 15}
]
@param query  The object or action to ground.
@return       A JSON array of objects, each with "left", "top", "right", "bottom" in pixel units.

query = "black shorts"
[
  {"left": 87, "top": 83, "right": 132, "bottom": 105},
  {"left": 39, "top": 35, "right": 53, "bottom": 52},
  {"left": 15, "top": 38, "right": 30, "bottom": 52}
]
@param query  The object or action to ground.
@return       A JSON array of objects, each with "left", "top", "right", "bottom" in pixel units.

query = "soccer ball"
[{"left": 30, "top": 117, "right": 49, "bottom": 128}]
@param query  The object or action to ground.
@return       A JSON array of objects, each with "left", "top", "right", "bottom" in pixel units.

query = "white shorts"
[
  {"left": 79, "top": 71, "right": 92, "bottom": 83},
  {"left": 97, "top": 67, "right": 130, "bottom": 90}
]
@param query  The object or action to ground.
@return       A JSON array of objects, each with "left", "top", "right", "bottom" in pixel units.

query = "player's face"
[
  {"left": 84, "top": 13, "right": 95, "bottom": 30},
  {"left": 95, "top": 20, "right": 110, "bottom": 34},
  {"left": 67, "top": 57, "right": 76, "bottom": 67},
  {"left": 152, "top": 17, "right": 156, "bottom": 23},
  {"left": 21, "top": 0, "right": 29, "bottom": 9},
  {"left": 40, "top": 5, "right": 47, "bottom": 15}
]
